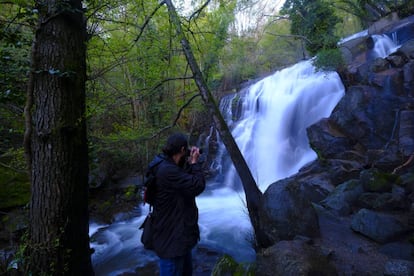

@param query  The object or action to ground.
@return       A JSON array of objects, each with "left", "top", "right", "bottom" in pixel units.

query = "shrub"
[{"left": 313, "top": 48, "right": 345, "bottom": 72}]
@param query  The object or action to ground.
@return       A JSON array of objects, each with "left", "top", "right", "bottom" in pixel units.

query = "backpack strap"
[
  {"left": 143, "top": 158, "right": 164, "bottom": 206},
  {"left": 146, "top": 158, "right": 164, "bottom": 177}
]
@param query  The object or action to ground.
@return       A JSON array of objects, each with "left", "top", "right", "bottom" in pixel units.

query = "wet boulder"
[
  {"left": 403, "top": 61, "right": 414, "bottom": 94},
  {"left": 397, "top": 39, "right": 414, "bottom": 59},
  {"left": 320, "top": 179, "right": 364, "bottom": 216},
  {"left": 399, "top": 111, "right": 414, "bottom": 156},
  {"left": 307, "top": 118, "right": 355, "bottom": 160},
  {"left": 256, "top": 239, "right": 337, "bottom": 276},
  {"left": 351, "top": 208, "right": 413, "bottom": 243},
  {"left": 384, "top": 259, "right": 414, "bottom": 276},
  {"left": 357, "top": 191, "right": 410, "bottom": 211},
  {"left": 259, "top": 179, "right": 320, "bottom": 244},
  {"left": 387, "top": 53, "right": 407, "bottom": 67}
]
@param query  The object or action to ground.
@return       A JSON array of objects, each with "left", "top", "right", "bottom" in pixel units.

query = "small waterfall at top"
[
  {"left": 89, "top": 33, "right": 400, "bottom": 275},
  {"left": 371, "top": 34, "right": 399, "bottom": 58},
  {"left": 209, "top": 32, "right": 400, "bottom": 192}
]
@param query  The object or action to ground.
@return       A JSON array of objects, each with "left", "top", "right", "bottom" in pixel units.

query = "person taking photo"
[{"left": 148, "top": 132, "right": 206, "bottom": 276}]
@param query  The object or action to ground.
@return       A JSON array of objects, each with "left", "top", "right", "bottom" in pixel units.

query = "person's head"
[{"left": 162, "top": 133, "right": 189, "bottom": 166}]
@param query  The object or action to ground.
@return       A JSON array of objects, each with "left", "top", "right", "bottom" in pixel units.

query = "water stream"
[{"left": 90, "top": 33, "right": 398, "bottom": 276}]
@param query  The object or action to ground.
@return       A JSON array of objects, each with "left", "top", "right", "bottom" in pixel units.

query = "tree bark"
[
  {"left": 163, "top": 0, "right": 272, "bottom": 248},
  {"left": 26, "top": 0, "right": 94, "bottom": 274}
]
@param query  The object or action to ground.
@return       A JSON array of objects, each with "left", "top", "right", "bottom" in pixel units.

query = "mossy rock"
[
  {"left": 212, "top": 254, "right": 255, "bottom": 276},
  {"left": 360, "top": 168, "right": 399, "bottom": 193}
]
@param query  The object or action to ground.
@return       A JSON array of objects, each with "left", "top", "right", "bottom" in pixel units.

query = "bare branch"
[
  {"left": 393, "top": 152, "right": 414, "bottom": 174},
  {"left": 151, "top": 93, "right": 200, "bottom": 138},
  {"left": 189, "top": 0, "right": 211, "bottom": 21},
  {"left": 0, "top": 161, "right": 27, "bottom": 174},
  {"left": 144, "top": 76, "right": 194, "bottom": 93},
  {"left": 133, "top": 1, "right": 165, "bottom": 44},
  {"left": 0, "top": 103, "right": 24, "bottom": 114},
  {"left": 86, "top": 3, "right": 111, "bottom": 21}
]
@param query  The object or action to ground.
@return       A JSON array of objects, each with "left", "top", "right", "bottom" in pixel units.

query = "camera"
[{"left": 185, "top": 147, "right": 203, "bottom": 157}]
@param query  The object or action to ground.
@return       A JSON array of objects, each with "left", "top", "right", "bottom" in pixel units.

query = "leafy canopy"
[{"left": 281, "top": 0, "right": 341, "bottom": 55}]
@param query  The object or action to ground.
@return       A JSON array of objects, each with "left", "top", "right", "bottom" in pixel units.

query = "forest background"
[{"left": 0, "top": 0, "right": 413, "bottom": 273}]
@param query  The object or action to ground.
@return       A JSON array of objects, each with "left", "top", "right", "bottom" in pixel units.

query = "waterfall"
[
  {"left": 89, "top": 33, "right": 401, "bottom": 276},
  {"left": 193, "top": 60, "right": 346, "bottom": 264},
  {"left": 89, "top": 62, "right": 346, "bottom": 274},
  {"left": 371, "top": 34, "right": 399, "bottom": 58},
  {"left": 214, "top": 60, "right": 345, "bottom": 191}
]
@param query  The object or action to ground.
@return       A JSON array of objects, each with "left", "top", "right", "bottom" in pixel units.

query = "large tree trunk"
[
  {"left": 164, "top": 0, "right": 272, "bottom": 248},
  {"left": 25, "top": 0, "right": 94, "bottom": 274}
]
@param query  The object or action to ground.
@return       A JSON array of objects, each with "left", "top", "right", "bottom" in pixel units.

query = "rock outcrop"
[{"left": 257, "top": 14, "right": 414, "bottom": 275}]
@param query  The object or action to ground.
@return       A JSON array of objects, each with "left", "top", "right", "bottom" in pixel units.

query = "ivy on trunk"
[{"left": 24, "top": 0, "right": 94, "bottom": 274}]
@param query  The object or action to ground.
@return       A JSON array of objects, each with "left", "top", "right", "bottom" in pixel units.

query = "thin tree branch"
[
  {"left": 189, "top": 0, "right": 211, "bottom": 21},
  {"left": 133, "top": 1, "right": 165, "bottom": 44},
  {"left": 392, "top": 152, "right": 414, "bottom": 174},
  {"left": 85, "top": 3, "right": 111, "bottom": 21},
  {"left": 144, "top": 76, "right": 194, "bottom": 93},
  {"left": 0, "top": 161, "right": 27, "bottom": 174},
  {"left": 151, "top": 93, "right": 200, "bottom": 138},
  {"left": 0, "top": 19, "right": 33, "bottom": 28}
]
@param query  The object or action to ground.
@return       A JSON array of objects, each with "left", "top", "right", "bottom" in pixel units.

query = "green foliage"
[
  {"left": 123, "top": 185, "right": 136, "bottom": 199},
  {"left": 0, "top": 167, "right": 29, "bottom": 209},
  {"left": 361, "top": 169, "right": 399, "bottom": 193},
  {"left": 212, "top": 254, "right": 255, "bottom": 276},
  {"left": 219, "top": 35, "right": 258, "bottom": 86},
  {"left": 371, "top": 171, "right": 401, "bottom": 190},
  {"left": 191, "top": 0, "right": 237, "bottom": 83},
  {"left": 89, "top": 128, "right": 158, "bottom": 183},
  {"left": 0, "top": 2, "right": 33, "bottom": 211},
  {"left": 85, "top": 0, "right": 238, "bottom": 175},
  {"left": 281, "top": 0, "right": 341, "bottom": 55},
  {"left": 2, "top": 0, "right": 409, "bottom": 211},
  {"left": 0, "top": 2, "right": 34, "bottom": 154},
  {"left": 396, "top": 0, "right": 414, "bottom": 17},
  {"left": 0, "top": 3, "right": 34, "bottom": 102},
  {"left": 1, "top": 230, "right": 29, "bottom": 275},
  {"left": 313, "top": 47, "right": 345, "bottom": 71},
  {"left": 0, "top": 108, "right": 24, "bottom": 153},
  {"left": 218, "top": 17, "right": 306, "bottom": 91},
  {"left": 0, "top": 148, "right": 29, "bottom": 209},
  {"left": 336, "top": 0, "right": 414, "bottom": 28},
  {"left": 259, "top": 20, "right": 304, "bottom": 68}
]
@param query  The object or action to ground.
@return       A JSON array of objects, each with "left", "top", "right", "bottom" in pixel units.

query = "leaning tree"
[{"left": 163, "top": 0, "right": 272, "bottom": 248}]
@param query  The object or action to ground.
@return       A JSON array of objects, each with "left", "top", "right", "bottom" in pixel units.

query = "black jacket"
[{"left": 150, "top": 154, "right": 206, "bottom": 258}]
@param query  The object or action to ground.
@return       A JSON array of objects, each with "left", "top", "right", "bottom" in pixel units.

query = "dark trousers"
[{"left": 159, "top": 251, "right": 193, "bottom": 276}]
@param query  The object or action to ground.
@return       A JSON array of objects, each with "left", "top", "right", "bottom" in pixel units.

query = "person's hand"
[{"left": 189, "top": 146, "right": 200, "bottom": 164}]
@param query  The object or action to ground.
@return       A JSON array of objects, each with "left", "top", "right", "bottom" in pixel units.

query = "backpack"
[{"left": 142, "top": 159, "right": 163, "bottom": 205}]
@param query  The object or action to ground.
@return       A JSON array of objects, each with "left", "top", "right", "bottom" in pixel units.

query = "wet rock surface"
[{"left": 255, "top": 15, "right": 414, "bottom": 275}]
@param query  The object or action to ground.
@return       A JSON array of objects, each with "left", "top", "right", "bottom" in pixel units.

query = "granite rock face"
[{"left": 256, "top": 14, "right": 414, "bottom": 276}]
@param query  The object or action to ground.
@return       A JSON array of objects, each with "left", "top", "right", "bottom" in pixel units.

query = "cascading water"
[
  {"left": 89, "top": 34, "right": 399, "bottom": 275},
  {"left": 215, "top": 60, "right": 345, "bottom": 191},
  {"left": 89, "top": 63, "right": 344, "bottom": 275},
  {"left": 371, "top": 34, "right": 399, "bottom": 58}
]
